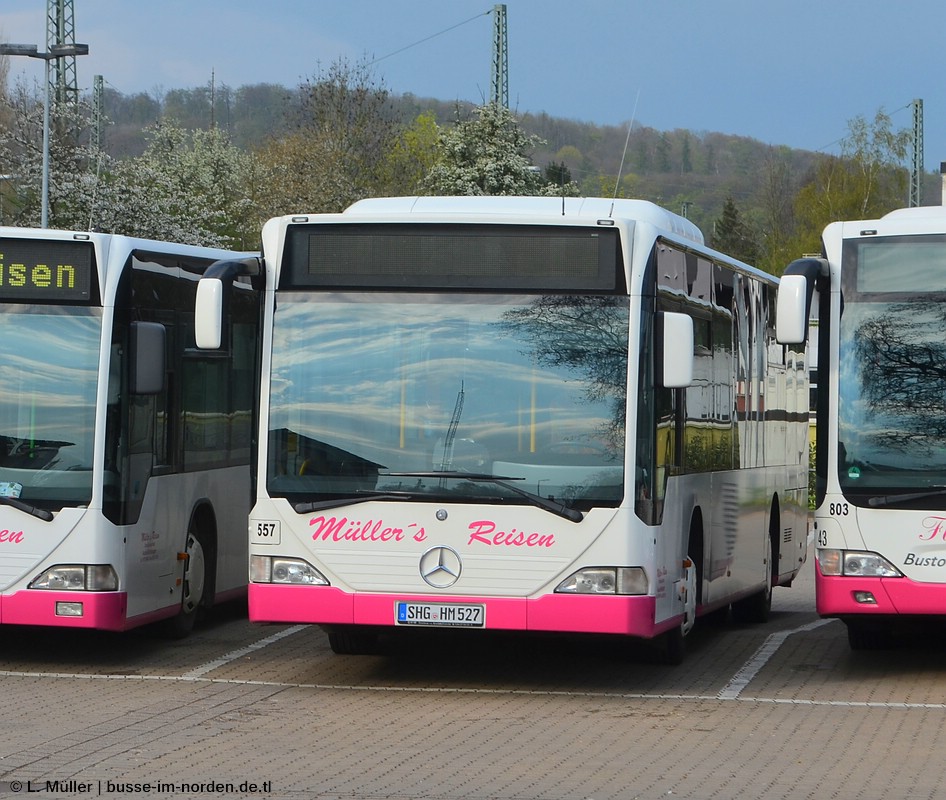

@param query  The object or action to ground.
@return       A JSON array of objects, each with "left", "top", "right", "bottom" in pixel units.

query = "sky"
[{"left": 2, "top": 0, "right": 945, "bottom": 172}]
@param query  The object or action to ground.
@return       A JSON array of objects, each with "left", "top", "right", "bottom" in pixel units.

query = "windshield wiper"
[
  {"left": 0, "top": 495, "right": 54, "bottom": 521},
  {"left": 868, "top": 488, "right": 946, "bottom": 508},
  {"left": 381, "top": 471, "right": 584, "bottom": 523},
  {"left": 293, "top": 492, "right": 415, "bottom": 514}
]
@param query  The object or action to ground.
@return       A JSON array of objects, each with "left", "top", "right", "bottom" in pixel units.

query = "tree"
[
  {"left": 680, "top": 133, "right": 693, "bottom": 174},
  {"left": 0, "top": 81, "right": 93, "bottom": 229},
  {"left": 378, "top": 111, "right": 440, "bottom": 196},
  {"left": 88, "top": 122, "right": 260, "bottom": 248},
  {"left": 423, "top": 103, "right": 575, "bottom": 196},
  {"left": 544, "top": 160, "right": 572, "bottom": 188},
  {"left": 255, "top": 58, "right": 403, "bottom": 217},
  {"left": 712, "top": 196, "right": 759, "bottom": 265},
  {"left": 793, "top": 108, "right": 910, "bottom": 254},
  {"left": 753, "top": 146, "right": 799, "bottom": 275},
  {"left": 655, "top": 133, "right": 671, "bottom": 172}
]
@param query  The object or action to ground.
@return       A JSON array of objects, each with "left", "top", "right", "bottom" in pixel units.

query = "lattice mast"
[
  {"left": 91, "top": 74, "right": 104, "bottom": 152},
  {"left": 910, "top": 99, "right": 923, "bottom": 208},
  {"left": 47, "top": 0, "right": 79, "bottom": 107},
  {"left": 490, "top": 4, "right": 508, "bottom": 108}
]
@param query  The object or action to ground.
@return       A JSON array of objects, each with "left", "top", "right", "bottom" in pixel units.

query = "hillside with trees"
[{"left": 0, "top": 57, "right": 939, "bottom": 272}]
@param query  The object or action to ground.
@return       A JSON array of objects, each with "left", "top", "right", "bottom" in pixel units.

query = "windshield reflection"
[
  {"left": 267, "top": 293, "right": 629, "bottom": 512},
  {"left": 839, "top": 300, "right": 946, "bottom": 493},
  {"left": 0, "top": 307, "right": 100, "bottom": 505}
]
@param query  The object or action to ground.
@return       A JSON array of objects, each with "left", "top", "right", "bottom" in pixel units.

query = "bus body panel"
[
  {"left": 816, "top": 502, "right": 946, "bottom": 618},
  {"left": 0, "top": 507, "right": 86, "bottom": 590},
  {"left": 0, "top": 468, "right": 248, "bottom": 629},
  {"left": 122, "top": 467, "right": 250, "bottom": 620},
  {"left": 252, "top": 500, "right": 657, "bottom": 605}
]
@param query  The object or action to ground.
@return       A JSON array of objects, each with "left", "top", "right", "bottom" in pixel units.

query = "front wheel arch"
[
  {"left": 159, "top": 503, "right": 217, "bottom": 638},
  {"left": 653, "top": 509, "right": 704, "bottom": 665}
]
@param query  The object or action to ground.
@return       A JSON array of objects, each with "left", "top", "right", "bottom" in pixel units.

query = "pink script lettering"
[
  {"left": 920, "top": 516, "right": 946, "bottom": 541},
  {"left": 310, "top": 515, "right": 405, "bottom": 543},
  {"left": 0, "top": 529, "right": 24, "bottom": 544},
  {"left": 466, "top": 519, "right": 555, "bottom": 548}
]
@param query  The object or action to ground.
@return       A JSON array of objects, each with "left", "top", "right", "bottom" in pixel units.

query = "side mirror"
[
  {"left": 194, "top": 257, "right": 261, "bottom": 350},
  {"left": 658, "top": 311, "right": 694, "bottom": 388},
  {"left": 776, "top": 258, "right": 825, "bottom": 344},
  {"left": 130, "top": 321, "right": 166, "bottom": 395},
  {"left": 195, "top": 277, "right": 225, "bottom": 349},
  {"left": 776, "top": 274, "right": 810, "bottom": 344}
]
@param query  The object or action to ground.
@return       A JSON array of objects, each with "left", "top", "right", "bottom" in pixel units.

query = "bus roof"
[
  {"left": 823, "top": 205, "right": 946, "bottom": 242},
  {"left": 881, "top": 205, "right": 946, "bottom": 221},
  {"left": 342, "top": 196, "right": 705, "bottom": 246}
]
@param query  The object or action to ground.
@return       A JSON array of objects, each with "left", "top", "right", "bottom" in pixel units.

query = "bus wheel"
[
  {"left": 846, "top": 622, "right": 894, "bottom": 651},
  {"left": 327, "top": 626, "right": 380, "bottom": 655},
  {"left": 653, "top": 555, "right": 696, "bottom": 665},
  {"left": 161, "top": 528, "right": 207, "bottom": 639}
]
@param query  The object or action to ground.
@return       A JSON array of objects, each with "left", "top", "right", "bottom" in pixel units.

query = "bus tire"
[
  {"left": 652, "top": 529, "right": 700, "bottom": 666},
  {"left": 327, "top": 626, "right": 380, "bottom": 655},
  {"left": 846, "top": 622, "right": 894, "bottom": 651},
  {"left": 653, "top": 625, "right": 686, "bottom": 665},
  {"left": 161, "top": 524, "right": 209, "bottom": 639}
]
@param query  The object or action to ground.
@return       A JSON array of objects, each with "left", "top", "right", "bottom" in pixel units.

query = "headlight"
[
  {"left": 555, "top": 567, "right": 647, "bottom": 595},
  {"left": 30, "top": 565, "right": 119, "bottom": 591},
  {"left": 817, "top": 549, "right": 901, "bottom": 578},
  {"left": 250, "top": 555, "right": 329, "bottom": 585}
]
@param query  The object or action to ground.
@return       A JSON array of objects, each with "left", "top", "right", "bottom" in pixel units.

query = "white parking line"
[
  {"left": 717, "top": 618, "right": 834, "bottom": 699},
  {"left": 1, "top": 669, "right": 946, "bottom": 711},
  {"left": 181, "top": 624, "right": 308, "bottom": 679},
  {"left": 6, "top": 616, "right": 930, "bottom": 712}
]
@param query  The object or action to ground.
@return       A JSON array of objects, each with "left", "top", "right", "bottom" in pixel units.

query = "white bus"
[
  {"left": 199, "top": 196, "right": 809, "bottom": 662},
  {"left": 0, "top": 228, "right": 260, "bottom": 634},
  {"left": 778, "top": 205, "right": 946, "bottom": 649}
]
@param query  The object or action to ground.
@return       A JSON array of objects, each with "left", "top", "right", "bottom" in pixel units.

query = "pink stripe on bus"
[
  {"left": 816, "top": 561, "right": 946, "bottom": 616},
  {"left": 248, "top": 584, "right": 667, "bottom": 638},
  {"left": 1, "top": 591, "right": 129, "bottom": 630}
]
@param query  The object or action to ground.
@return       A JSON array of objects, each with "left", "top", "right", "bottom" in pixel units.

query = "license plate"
[{"left": 395, "top": 602, "right": 485, "bottom": 627}]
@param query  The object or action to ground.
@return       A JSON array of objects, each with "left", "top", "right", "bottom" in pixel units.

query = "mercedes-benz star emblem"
[{"left": 419, "top": 545, "right": 462, "bottom": 589}]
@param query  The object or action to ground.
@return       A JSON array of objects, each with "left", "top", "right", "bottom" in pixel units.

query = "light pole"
[{"left": 0, "top": 42, "right": 89, "bottom": 228}]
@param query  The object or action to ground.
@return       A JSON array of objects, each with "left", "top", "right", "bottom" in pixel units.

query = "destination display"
[
  {"left": 281, "top": 223, "right": 622, "bottom": 292},
  {"left": 0, "top": 238, "right": 95, "bottom": 302}
]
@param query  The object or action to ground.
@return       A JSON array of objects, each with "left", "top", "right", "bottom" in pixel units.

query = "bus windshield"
[
  {"left": 0, "top": 306, "right": 100, "bottom": 506},
  {"left": 838, "top": 235, "right": 946, "bottom": 497},
  {"left": 267, "top": 292, "right": 629, "bottom": 512}
]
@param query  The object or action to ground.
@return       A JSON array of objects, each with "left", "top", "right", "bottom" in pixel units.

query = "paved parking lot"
[{"left": 1, "top": 552, "right": 945, "bottom": 799}]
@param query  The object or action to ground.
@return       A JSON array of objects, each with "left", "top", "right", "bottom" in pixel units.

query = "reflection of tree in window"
[
  {"left": 853, "top": 302, "right": 946, "bottom": 454},
  {"left": 498, "top": 295, "right": 628, "bottom": 455}
]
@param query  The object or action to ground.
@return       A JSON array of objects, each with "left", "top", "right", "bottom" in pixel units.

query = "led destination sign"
[{"left": 0, "top": 238, "right": 94, "bottom": 302}]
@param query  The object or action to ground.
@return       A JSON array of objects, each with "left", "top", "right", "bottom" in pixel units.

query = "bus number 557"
[{"left": 254, "top": 521, "right": 280, "bottom": 544}]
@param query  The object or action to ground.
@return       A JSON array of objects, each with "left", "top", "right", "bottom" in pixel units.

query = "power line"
[{"left": 366, "top": 9, "right": 492, "bottom": 67}]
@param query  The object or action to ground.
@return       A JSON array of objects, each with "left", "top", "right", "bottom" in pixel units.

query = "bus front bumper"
[
  {"left": 248, "top": 583, "right": 673, "bottom": 638},
  {"left": 0, "top": 590, "right": 129, "bottom": 630},
  {"left": 817, "top": 561, "right": 946, "bottom": 617}
]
